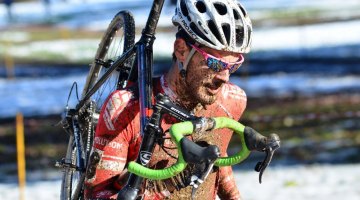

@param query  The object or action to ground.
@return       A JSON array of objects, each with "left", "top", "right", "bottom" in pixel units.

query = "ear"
[{"left": 173, "top": 38, "right": 190, "bottom": 63}]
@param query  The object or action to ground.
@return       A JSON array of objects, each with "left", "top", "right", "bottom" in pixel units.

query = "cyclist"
[{"left": 84, "top": 0, "right": 252, "bottom": 199}]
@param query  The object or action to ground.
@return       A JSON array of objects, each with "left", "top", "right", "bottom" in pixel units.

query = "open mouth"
[{"left": 205, "top": 84, "right": 222, "bottom": 95}]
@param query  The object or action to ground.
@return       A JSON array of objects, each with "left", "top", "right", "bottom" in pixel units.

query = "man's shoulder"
[
  {"left": 100, "top": 89, "right": 138, "bottom": 131},
  {"left": 221, "top": 83, "right": 247, "bottom": 102},
  {"left": 106, "top": 89, "right": 137, "bottom": 110},
  {"left": 214, "top": 83, "right": 247, "bottom": 119}
]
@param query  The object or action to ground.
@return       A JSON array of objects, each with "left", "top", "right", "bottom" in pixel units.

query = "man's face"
[{"left": 184, "top": 46, "right": 241, "bottom": 105}]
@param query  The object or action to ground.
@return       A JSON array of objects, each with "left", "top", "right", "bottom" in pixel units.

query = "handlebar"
[{"left": 127, "top": 117, "right": 280, "bottom": 181}]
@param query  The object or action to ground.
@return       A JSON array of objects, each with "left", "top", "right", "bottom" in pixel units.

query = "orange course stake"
[{"left": 16, "top": 112, "right": 26, "bottom": 200}]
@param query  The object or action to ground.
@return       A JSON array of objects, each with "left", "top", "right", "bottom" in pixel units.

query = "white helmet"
[{"left": 172, "top": 0, "right": 252, "bottom": 53}]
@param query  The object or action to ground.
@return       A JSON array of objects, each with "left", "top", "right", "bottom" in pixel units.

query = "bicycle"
[{"left": 55, "top": 0, "right": 280, "bottom": 199}]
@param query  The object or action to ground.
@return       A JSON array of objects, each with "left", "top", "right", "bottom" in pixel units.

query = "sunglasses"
[{"left": 189, "top": 44, "right": 244, "bottom": 73}]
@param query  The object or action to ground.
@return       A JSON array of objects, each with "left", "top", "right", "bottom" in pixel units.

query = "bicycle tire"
[
  {"left": 81, "top": 10, "right": 136, "bottom": 110},
  {"left": 60, "top": 10, "right": 135, "bottom": 200},
  {"left": 60, "top": 134, "right": 80, "bottom": 200}
]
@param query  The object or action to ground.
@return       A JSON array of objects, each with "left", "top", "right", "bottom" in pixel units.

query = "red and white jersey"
[{"left": 84, "top": 75, "right": 247, "bottom": 200}]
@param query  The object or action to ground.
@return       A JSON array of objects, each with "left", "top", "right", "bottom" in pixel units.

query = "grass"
[
  {"left": 0, "top": 26, "right": 173, "bottom": 64},
  {"left": 0, "top": 26, "right": 104, "bottom": 64},
  {"left": 0, "top": 27, "right": 102, "bottom": 43},
  {"left": 252, "top": 6, "right": 360, "bottom": 26}
]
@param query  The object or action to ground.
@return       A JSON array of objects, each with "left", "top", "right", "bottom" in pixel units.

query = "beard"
[
  {"left": 188, "top": 84, "right": 217, "bottom": 105},
  {"left": 176, "top": 58, "right": 226, "bottom": 108},
  {"left": 184, "top": 73, "right": 218, "bottom": 106}
]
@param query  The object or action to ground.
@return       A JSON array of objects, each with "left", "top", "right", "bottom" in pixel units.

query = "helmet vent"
[
  {"left": 233, "top": 9, "right": 240, "bottom": 20},
  {"left": 238, "top": 4, "right": 247, "bottom": 16},
  {"left": 247, "top": 24, "right": 252, "bottom": 45},
  {"left": 214, "top": 2, "right": 227, "bottom": 15},
  {"left": 173, "top": 0, "right": 252, "bottom": 53},
  {"left": 180, "top": 0, "right": 189, "bottom": 17},
  {"left": 208, "top": 20, "right": 223, "bottom": 45},
  {"left": 196, "top": 1, "right": 207, "bottom": 13},
  {"left": 198, "top": 21, "right": 208, "bottom": 34},
  {"left": 190, "top": 22, "right": 215, "bottom": 46},
  {"left": 222, "top": 24, "right": 231, "bottom": 45},
  {"left": 235, "top": 27, "right": 244, "bottom": 46}
]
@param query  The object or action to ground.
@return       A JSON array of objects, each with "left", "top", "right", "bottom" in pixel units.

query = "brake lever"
[{"left": 254, "top": 133, "right": 280, "bottom": 183}]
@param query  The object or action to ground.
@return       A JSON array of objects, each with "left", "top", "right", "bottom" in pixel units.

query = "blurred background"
[{"left": 0, "top": 0, "right": 359, "bottom": 199}]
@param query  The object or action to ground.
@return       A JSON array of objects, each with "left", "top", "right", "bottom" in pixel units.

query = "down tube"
[
  {"left": 138, "top": 43, "right": 153, "bottom": 136},
  {"left": 117, "top": 43, "right": 156, "bottom": 200}
]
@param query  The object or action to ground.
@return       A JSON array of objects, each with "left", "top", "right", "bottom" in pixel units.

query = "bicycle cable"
[{"left": 65, "top": 82, "right": 80, "bottom": 108}]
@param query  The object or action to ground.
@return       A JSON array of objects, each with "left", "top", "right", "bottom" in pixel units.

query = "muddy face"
[{"left": 183, "top": 46, "right": 239, "bottom": 106}]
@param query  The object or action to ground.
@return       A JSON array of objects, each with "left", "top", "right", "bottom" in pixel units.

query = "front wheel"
[
  {"left": 60, "top": 10, "right": 135, "bottom": 200},
  {"left": 81, "top": 10, "right": 136, "bottom": 112},
  {"left": 60, "top": 135, "right": 84, "bottom": 200}
]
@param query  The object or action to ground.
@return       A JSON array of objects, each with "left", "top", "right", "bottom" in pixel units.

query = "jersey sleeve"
[
  {"left": 217, "top": 84, "right": 247, "bottom": 199},
  {"left": 84, "top": 90, "right": 141, "bottom": 199}
]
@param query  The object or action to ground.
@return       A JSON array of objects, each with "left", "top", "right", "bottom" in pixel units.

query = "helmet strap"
[
  {"left": 177, "top": 60, "right": 186, "bottom": 78},
  {"left": 176, "top": 44, "right": 197, "bottom": 78},
  {"left": 183, "top": 47, "right": 196, "bottom": 71}
]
